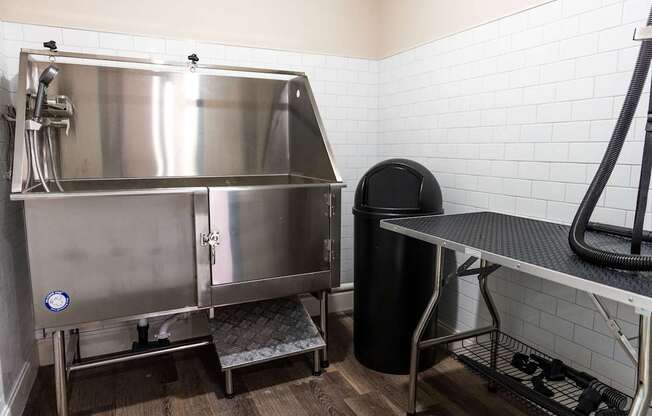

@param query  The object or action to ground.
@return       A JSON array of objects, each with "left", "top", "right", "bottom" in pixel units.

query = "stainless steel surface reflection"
[
  {"left": 38, "top": 62, "right": 290, "bottom": 179},
  {"left": 25, "top": 193, "right": 197, "bottom": 329},
  {"left": 209, "top": 186, "right": 331, "bottom": 286},
  {"left": 11, "top": 50, "right": 343, "bottom": 332}
]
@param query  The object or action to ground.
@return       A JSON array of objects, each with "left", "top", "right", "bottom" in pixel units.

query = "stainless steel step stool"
[{"left": 209, "top": 295, "right": 327, "bottom": 397}]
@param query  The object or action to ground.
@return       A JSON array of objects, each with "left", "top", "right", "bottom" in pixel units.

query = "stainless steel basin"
[{"left": 11, "top": 50, "right": 343, "bottom": 331}]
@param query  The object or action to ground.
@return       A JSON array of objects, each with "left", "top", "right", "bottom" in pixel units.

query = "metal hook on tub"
[
  {"left": 44, "top": 40, "right": 58, "bottom": 63},
  {"left": 187, "top": 53, "right": 199, "bottom": 72}
]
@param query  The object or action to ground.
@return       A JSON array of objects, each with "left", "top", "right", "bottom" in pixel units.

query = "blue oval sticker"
[{"left": 44, "top": 291, "right": 70, "bottom": 312}]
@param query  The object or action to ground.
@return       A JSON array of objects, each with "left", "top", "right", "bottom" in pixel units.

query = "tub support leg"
[{"left": 54, "top": 330, "right": 68, "bottom": 416}]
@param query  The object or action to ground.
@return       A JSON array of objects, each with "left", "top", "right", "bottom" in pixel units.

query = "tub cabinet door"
[
  {"left": 25, "top": 193, "right": 197, "bottom": 330},
  {"left": 208, "top": 186, "right": 332, "bottom": 305}
]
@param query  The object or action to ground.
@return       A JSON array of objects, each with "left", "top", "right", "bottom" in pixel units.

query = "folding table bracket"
[
  {"left": 589, "top": 293, "right": 637, "bottom": 366},
  {"left": 450, "top": 256, "right": 501, "bottom": 278}
]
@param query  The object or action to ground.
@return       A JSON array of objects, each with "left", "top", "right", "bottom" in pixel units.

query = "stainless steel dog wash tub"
[{"left": 10, "top": 48, "right": 342, "bottom": 333}]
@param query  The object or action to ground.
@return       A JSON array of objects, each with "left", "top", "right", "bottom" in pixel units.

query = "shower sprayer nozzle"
[
  {"left": 39, "top": 65, "right": 59, "bottom": 86},
  {"left": 33, "top": 64, "right": 59, "bottom": 121}
]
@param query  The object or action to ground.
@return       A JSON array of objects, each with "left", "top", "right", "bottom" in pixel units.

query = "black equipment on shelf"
[
  {"left": 529, "top": 354, "right": 628, "bottom": 414},
  {"left": 595, "top": 410, "right": 628, "bottom": 416},
  {"left": 511, "top": 352, "right": 538, "bottom": 375},
  {"left": 569, "top": 4, "right": 652, "bottom": 270},
  {"left": 450, "top": 330, "right": 631, "bottom": 416},
  {"left": 458, "top": 355, "right": 581, "bottom": 416},
  {"left": 530, "top": 355, "right": 566, "bottom": 382},
  {"left": 531, "top": 373, "right": 555, "bottom": 398}
]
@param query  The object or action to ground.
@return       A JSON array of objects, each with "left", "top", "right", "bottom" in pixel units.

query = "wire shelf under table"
[{"left": 447, "top": 330, "right": 631, "bottom": 415}]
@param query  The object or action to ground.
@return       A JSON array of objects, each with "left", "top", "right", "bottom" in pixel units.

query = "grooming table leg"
[
  {"left": 478, "top": 259, "right": 501, "bottom": 391},
  {"left": 225, "top": 369, "right": 234, "bottom": 399},
  {"left": 407, "top": 245, "right": 444, "bottom": 415},
  {"left": 629, "top": 314, "right": 652, "bottom": 416},
  {"left": 320, "top": 290, "right": 329, "bottom": 368},
  {"left": 53, "top": 330, "right": 68, "bottom": 416}
]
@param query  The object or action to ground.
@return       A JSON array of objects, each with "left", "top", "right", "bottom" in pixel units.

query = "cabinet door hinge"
[
  {"left": 327, "top": 193, "right": 337, "bottom": 218},
  {"left": 323, "top": 239, "right": 334, "bottom": 264}
]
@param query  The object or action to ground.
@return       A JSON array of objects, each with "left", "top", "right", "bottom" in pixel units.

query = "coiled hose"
[
  {"left": 569, "top": 6, "right": 652, "bottom": 270},
  {"left": 593, "top": 380, "right": 628, "bottom": 411}
]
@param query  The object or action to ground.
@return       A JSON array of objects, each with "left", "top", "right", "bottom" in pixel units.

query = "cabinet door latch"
[{"left": 201, "top": 232, "right": 220, "bottom": 265}]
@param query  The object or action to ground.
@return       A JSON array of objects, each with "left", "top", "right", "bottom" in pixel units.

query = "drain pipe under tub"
[{"left": 156, "top": 313, "right": 190, "bottom": 341}]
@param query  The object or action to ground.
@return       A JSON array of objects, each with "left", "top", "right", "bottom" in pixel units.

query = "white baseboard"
[
  {"left": 38, "top": 290, "right": 354, "bottom": 366},
  {"left": 1, "top": 347, "right": 38, "bottom": 416}
]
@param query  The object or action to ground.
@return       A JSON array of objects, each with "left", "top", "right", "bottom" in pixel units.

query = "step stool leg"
[
  {"left": 225, "top": 369, "right": 234, "bottom": 399},
  {"left": 313, "top": 350, "right": 321, "bottom": 376}
]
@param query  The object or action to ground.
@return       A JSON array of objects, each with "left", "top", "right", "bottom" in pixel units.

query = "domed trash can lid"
[{"left": 353, "top": 158, "right": 443, "bottom": 218}]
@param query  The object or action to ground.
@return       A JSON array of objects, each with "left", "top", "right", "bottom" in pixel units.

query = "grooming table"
[{"left": 380, "top": 212, "right": 652, "bottom": 416}]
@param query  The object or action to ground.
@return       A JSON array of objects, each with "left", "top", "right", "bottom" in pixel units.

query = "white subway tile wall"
[
  {"left": 0, "top": 21, "right": 36, "bottom": 411},
  {"left": 380, "top": 0, "right": 650, "bottom": 396},
  {"left": 1, "top": 0, "right": 652, "bottom": 402}
]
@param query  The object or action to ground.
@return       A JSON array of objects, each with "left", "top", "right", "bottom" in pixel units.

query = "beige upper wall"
[
  {"left": 0, "top": 0, "right": 382, "bottom": 58},
  {"left": 0, "top": 0, "right": 551, "bottom": 59},
  {"left": 379, "top": 0, "right": 552, "bottom": 57}
]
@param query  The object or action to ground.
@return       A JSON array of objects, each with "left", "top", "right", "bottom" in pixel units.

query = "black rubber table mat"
[{"left": 383, "top": 212, "right": 652, "bottom": 298}]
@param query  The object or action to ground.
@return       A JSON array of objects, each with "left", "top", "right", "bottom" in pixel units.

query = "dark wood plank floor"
[{"left": 23, "top": 313, "right": 528, "bottom": 416}]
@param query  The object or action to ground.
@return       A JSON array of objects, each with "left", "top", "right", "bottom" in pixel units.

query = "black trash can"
[{"left": 353, "top": 159, "right": 445, "bottom": 375}]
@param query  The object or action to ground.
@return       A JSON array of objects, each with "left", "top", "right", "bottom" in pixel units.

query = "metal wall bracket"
[
  {"left": 590, "top": 293, "right": 638, "bottom": 365},
  {"left": 634, "top": 26, "right": 652, "bottom": 41}
]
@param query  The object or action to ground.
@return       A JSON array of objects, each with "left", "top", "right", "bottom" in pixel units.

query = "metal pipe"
[
  {"left": 21, "top": 48, "right": 306, "bottom": 77},
  {"left": 479, "top": 260, "right": 501, "bottom": 331},
  {"left": 331, "top": 282, "right": 353, "bottom": 293},
  {"left": 225, "top": 369, "right": 234, "bottom": 398},
  {"left": 629, "top": 314, "right": 652, "bottom": 416},
  {"left": 590, "top": 293, "right": 638, "bottom": 366},
  {"left": 45, "top": 127, "right": 64, "bottom": 192},
  {"left": 30, "top": 131, "right": 50, "bottom": 192},
  {"left": 418, "top": 326, "right": 495, "bottom": 349},
  {"left": 479, "top": 259, "right": 501, "bottom": 375},
  {"left": 23, "top": 130, "right": 32, "bottom": 186},
  {"left": 313, "top": 350, "right": 321, "bottom": 376},
  {"left": 66, "top": 329, "right": 80, "bottom": 368},
  {"left": 53, "top": 331, "right": 68, "bottom": 416},
  {"left": 155, "top": 313, "right": 188, "bottom": 340},
  {"left": 407, "top": 244, "right": 443, "bottom": 415},
  {"left": 69, "top": 338, "right": 210, "bottom": 372},
  {"left": 319, "top": 290, "right": 329, "bottom": 367}
]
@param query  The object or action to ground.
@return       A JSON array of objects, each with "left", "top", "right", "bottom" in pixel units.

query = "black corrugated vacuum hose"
[{"left": 569, "top": 5, "right": 652, "bottom": 270}]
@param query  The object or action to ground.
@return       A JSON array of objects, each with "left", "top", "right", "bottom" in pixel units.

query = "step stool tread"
[{"left": 209, "top": 296, "right": 325, "bottom": 370}]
